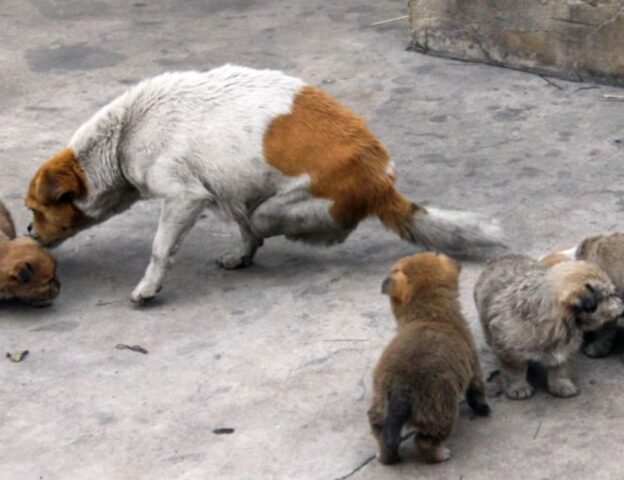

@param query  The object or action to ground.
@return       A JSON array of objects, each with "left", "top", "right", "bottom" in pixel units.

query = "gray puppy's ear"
[{"left": 575, "top": 284, "right": 598, "bottom": 314}]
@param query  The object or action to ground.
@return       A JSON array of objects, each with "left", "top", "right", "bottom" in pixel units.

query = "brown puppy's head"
[
  {"left": 382, "top": 252, "right": 460, "bottom": 306},
  {"left": 551, "top": 261, "right": 624, "bottom": 332},
  {"left": 25, "top": 147, "right": 88, "bottom": 246},
  {"left": 0, "top": 237, "right": 60, "bottom": 305}
]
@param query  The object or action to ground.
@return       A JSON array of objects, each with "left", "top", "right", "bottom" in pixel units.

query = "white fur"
[
  {"left": 538, "top": 244, "right": 579, "bottom": 262},
  {"left": 409, "top": 207, "right": 505, "bottom": 257},
  {"left": 560, "top": 245, "right": 579, "bottom": 260},
  {"left": 69, "top": 65, "right": 349, "bottom": 302},
  {"left": 63, "top": 65, "right": 504, "bottom": 302}
]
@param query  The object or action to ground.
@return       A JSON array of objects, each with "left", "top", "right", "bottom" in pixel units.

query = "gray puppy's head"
[{"left": 548, "top": 261, "right": 624, "bottom": 332}]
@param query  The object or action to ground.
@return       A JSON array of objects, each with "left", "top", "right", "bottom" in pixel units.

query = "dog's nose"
[{"left": 27, "top": 223, "right": 33, "bottom": 233}]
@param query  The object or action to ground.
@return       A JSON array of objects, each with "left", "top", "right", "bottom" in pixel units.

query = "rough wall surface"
[{"left": 409, "top": 0, "right": 624, "bottom": 86}]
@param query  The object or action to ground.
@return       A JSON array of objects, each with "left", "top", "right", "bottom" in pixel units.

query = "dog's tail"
[
  {"left": 376, "top": 189, "right": 506, "bottom": 258},
  {"left": 381, "top": 388, "right": 412, "bottom": 461}
]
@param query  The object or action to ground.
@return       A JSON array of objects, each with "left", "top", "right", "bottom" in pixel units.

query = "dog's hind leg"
[
  {"left": 131, "top": 197, "right": 205, "bottom": 304},
  {"left": 216, "top": 224, "right": 263, "bottom": 270},
  {"left": 248, "top": 190, "right": 353, "bottom": 247},
  {"left": 466, "top": 374, "right": 491, "bottom": 416}
]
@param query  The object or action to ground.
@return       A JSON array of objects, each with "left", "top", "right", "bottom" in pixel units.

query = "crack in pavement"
[{"left": 332, "top": 432, "right": 417, "bottom": 480}]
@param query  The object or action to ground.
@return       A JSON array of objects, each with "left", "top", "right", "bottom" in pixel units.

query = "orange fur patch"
[
  {"left": 29, "top": 147, "right": 87, "bottom": 206},
  {"left": 25, "top": 147, "right": 88, "bottom": 245},
  {"left": 263, "top": 86, "right": 402, "bottom": 228}
]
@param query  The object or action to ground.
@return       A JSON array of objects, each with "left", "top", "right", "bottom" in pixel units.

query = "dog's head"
[
  {"left": 25, "top": 148, "right": 88, "bottom": 246},
  {"left": 382, "top": 252, "right": 460, "bottom": 305},
  {"left": 551, "top": 261, "right": 624, "bottom": 331},
  {"left": 0, "top": 237, "right": 60, "bottom": 305}
]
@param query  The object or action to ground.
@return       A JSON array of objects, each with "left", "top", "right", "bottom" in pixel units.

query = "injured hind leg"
[{"left": 250, "top": 191, "right": 352, "bottom": 246}]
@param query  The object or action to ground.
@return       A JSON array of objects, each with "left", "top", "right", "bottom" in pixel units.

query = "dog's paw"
[
  {"left": 438, "top": 447, "right": 451, "bottom": 463},
  {"left": 216, "top": 252, "right": 253, "bottom": 270},
  {"left": 583, "top": 339, "right": 613, "bottom": 358},
  {"left": 377, "top": 452, "right": 400, "bottom": 465},
  {"left": 548, "top": 379, "right": 579, "bottom": 398},
  {"left": 423, "top": 446, "right": 451, "bottom": 464},
  {"left": 504, "top": 380, "right": 535, "bottom": 400},
  {"left": 472, "top": 401, "right": 492, "bottom": 417},
  {"left": 131, "top": 281, "right": 160, "bottom": 305}
]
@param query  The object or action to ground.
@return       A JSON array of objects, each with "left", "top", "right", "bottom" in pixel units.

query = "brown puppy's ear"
[
  {"left": 381, "top": 271, "right": 412, "bottom": 304},
  {"left": 36, "top": 164, "right": 87, "bottom": 206},
  {"left": 11, "top": 262, "right": 33, "bottom": 284}
]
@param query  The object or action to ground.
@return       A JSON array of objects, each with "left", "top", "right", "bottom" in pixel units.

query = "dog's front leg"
[
  {"left": 546, "top": 362, "right": 579, "bottom": 398},
  {"left": 131, "top": 197, "right": 205, "bottom": 304}
]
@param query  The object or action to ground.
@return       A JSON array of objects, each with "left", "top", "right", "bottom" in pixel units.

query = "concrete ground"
[{"left": 2, "top": 1, "right": 624, "bottom": 479}]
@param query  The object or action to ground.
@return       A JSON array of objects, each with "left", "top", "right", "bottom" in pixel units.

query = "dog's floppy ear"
[
  {"left": 32, "top": 149, "right": 87, "bottom": 206},
  {"left": 381, "top": 271, "right": 412, "bottom": 304},
  {"left": 11, "top": 262, "right": 33, "bottom": 284},
  {"left": 574, "top": 283, "right": 598, "bottom": 314},
  {"left": 36, "top": 165, "right": 86, "bottom": 206}
]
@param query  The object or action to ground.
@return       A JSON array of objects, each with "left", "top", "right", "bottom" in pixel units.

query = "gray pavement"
[{"left": 2, "top": 1, "right": 624, "bottom": 479}]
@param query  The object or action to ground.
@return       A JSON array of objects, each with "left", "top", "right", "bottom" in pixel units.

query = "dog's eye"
[{"left": 58, "top": 193, "right": 73, "bottom": 204}]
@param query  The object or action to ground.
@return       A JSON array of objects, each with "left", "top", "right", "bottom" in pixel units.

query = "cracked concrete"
[{"left": 2, "top": 0, "right": 624, "bottom": 479}]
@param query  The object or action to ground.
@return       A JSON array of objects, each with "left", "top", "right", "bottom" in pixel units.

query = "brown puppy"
[
  {"left": 475, "top": 255, "right": 623, "bottom": 400},
  {"left": 541, "top": 233, "right": 624, "bottom": 357},
  {"left": 0, "top": 199, "right": 59, "bottom": 305},
  {"left": 368, "top": 252, "right": 490, "bottom": 465}
]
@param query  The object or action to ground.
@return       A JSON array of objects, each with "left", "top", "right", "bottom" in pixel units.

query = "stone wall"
[{"left": 408, "top": 0, "right": 624, "bottom": 86}]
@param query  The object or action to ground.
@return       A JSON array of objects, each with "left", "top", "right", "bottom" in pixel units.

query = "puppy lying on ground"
[
  {"left": 0, "top": 199, "right": 59, "bottom": 305},
  {"left": 368, "top": 252, "right": 490, "bottom": 465},
  {"left": 475, "top": 254, "right": 623, "bottom": 400},
  {"left": 26, "top": 65, "right": 504, "bottom": 304},
  {"left": 541, "top": 233, "right": 624, "bottom": 358}
]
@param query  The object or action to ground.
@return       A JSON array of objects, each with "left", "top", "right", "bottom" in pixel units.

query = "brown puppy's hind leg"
[
  {"left": 415, "top": 435, "right": 451, "bottom": 463},
  {"left": 466, "top": 374, "right": 491, "bottom": 416},
  {"left": 368, "top": 390, "right": 411, "bottom": 465},
  {"left": 368, "top": 405, "right": 399, "bottom": 465}
]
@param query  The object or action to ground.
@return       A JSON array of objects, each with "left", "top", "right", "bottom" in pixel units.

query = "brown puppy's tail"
[
  {"left": 382, "top": 388, "right": 412, "bottom": 463},
  {"left": 376, "top": 189, "right": 505, "bottom": 258},
  {"left": 0, "top": 199, "right": 16, "bottom": 240}
]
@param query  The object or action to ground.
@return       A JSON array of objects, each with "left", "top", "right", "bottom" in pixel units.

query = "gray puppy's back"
[{"left": 474, "top": 254, "right": 546, "bottom": 332}]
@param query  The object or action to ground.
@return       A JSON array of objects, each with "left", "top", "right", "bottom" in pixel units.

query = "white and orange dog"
[{"left": 26, "top": 65, "right": 504, "bottom": 303}]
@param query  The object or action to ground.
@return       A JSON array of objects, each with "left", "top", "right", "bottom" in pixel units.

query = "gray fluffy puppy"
[{"left": 475, "top": 254, "right": 623, "bottom": 400}]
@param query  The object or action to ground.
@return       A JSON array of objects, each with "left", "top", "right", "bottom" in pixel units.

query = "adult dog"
[{"left": 26, "top": 65, "right": 503, "bottom": 303}]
